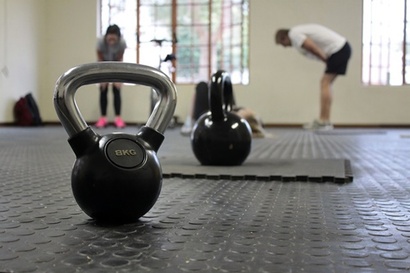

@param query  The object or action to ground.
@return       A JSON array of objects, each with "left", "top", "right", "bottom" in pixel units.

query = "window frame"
[
  {"left": 99, "top": 0, "right": 249, "bottom": 85},
  {"left": 362, "top": 0, "right": 409, "bottom": 86}
]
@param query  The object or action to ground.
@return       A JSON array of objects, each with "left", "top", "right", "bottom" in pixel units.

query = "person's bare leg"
[{"left": 320, "top": 73, "right": 338, "bottom": 122}]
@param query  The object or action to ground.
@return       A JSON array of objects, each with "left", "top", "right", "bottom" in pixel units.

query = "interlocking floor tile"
[{"left": 0, "top": 127, "right": 409, "bottom": 272}]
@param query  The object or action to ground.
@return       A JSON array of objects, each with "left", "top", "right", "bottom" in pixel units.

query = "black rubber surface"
[
  {"left": 1, "top": 126, "right": 410, "bottom": 272},
  {"left": 161, "top": 128, "right": 352, "bottom": 182}
]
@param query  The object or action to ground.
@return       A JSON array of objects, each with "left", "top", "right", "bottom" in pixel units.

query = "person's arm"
[
  {"left": 116, "top": 39, "right": 126, "bottom": 61},
  {"left": 116, "top": 50, "right": 125, "bottom": 61},
  {"left": 97, "top": 50, "right": 104, "bottom": 62},
  {"left": 301, "top": 37, "right": 327, "bottom": 62}
]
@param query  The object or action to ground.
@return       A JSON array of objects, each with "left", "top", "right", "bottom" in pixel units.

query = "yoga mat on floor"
[{"left": 160, "top": 157, "right": 353, "bottom": 183}]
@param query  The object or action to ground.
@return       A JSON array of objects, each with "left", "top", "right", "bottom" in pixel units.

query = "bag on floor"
[
  {"left": 13, "top": 93, "right": 43, "bottom": 126},
  {"left": 25, "top": 93, "right": 42, "bottom": 126}
]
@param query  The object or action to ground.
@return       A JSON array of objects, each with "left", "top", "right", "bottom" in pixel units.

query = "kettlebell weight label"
[
  {"left": 106, "top": 138, "right": 145, "bottom": 169},
  {"left": 114, "top": 149, "right": 138, "bottom": 156}
]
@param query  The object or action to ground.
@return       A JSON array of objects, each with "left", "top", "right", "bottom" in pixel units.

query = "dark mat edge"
[{"left": 162, "top": 159, "right": 353, "bottom": 184}]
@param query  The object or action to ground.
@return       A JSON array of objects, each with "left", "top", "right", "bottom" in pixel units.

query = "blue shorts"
[{"left": 325, "top": 42, "right": 351, "bottom": 75}]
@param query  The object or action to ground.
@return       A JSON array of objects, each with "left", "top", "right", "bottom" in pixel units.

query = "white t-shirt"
[{"left": 289, "top": 24, "right": 346, "bottom": 60}]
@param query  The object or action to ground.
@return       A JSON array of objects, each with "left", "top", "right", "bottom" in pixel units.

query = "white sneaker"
[{"left": 303, "top": 119, "right": 334, "bottom": 131}]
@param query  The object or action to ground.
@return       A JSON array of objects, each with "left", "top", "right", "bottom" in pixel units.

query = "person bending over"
[
  {"left": 275, "top": 24, "right": 351, "bottom": 130},
  {"left": 95, "top": 24, "right": 127, "bottom": 128}
]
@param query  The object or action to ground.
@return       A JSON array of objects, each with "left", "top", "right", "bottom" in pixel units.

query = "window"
[
  {"left": 362, "top": 0, "right": 409, "bottom": 86},
  {"left": 99, "top": 0, "right": 249, "bottom": 84}
]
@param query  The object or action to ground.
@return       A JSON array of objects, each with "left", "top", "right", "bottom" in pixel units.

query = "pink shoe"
[
  {"left": 114, "top": 117, "right": 126, "bottom": 128},
  {"left": 95, "top": 117, "right": 108, "bottom": 128}
]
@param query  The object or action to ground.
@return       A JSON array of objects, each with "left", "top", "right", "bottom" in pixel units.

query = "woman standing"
[{"left": 95, "top": 24, "right": 127, "bottom": 128}]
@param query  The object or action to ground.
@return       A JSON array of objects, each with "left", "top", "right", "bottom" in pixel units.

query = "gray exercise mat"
[
  {"left": 315, "top": 129, "right": 386, "bottom": 135},
  {"left": 160, "top": 157, "right": 352, "bottom": 183}
]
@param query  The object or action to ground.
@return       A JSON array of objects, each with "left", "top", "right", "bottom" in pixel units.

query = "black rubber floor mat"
[
  {"left": 161, "top": 157, "right": 353, "bottom": 183},
  {"left": 1, "top": 127, "right": 410, "bottom": 272}
]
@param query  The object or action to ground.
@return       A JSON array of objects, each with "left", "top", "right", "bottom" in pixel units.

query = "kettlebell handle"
[
  {"left": 209, "top": 70, "right": 234, "bottom": 122},
  {"left": 54, "top": 62, "right": 177, "bottom": 137}
]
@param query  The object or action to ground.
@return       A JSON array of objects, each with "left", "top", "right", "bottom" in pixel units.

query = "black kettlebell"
[
  {"left": 191, "top": 70, "right": 252, "bottom": 166},
  {"left": 53, "top": 62, "right": 177, "bottom": 223}
]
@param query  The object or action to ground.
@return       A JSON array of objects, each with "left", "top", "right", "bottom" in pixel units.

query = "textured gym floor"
[{"left": 1, "top": 126, "right": 410, "bottom": 272}]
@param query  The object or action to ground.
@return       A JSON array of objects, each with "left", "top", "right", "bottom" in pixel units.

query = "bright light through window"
[
  {"left": 362, "top": 0, "right": 410, "bottom": 86},
  {"left": 99, "top": 0, "right": 249, "bottom": 85}
]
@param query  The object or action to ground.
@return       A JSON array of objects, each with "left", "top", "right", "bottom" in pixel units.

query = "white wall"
[
  {"left": 1, "top": 0, "right": 410, "bottom": 126},
  {"left": 0, "top": 0, "right": 45, "bottom": 122},
  {"left": 39, "top": 0, "right": 157, "bottom": 124},
  {"left": 242, "top": 0, "right": 410, "bottom": 125},
  {"left": 39, "top": 0, "right": 101, "bottom": 122}
]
